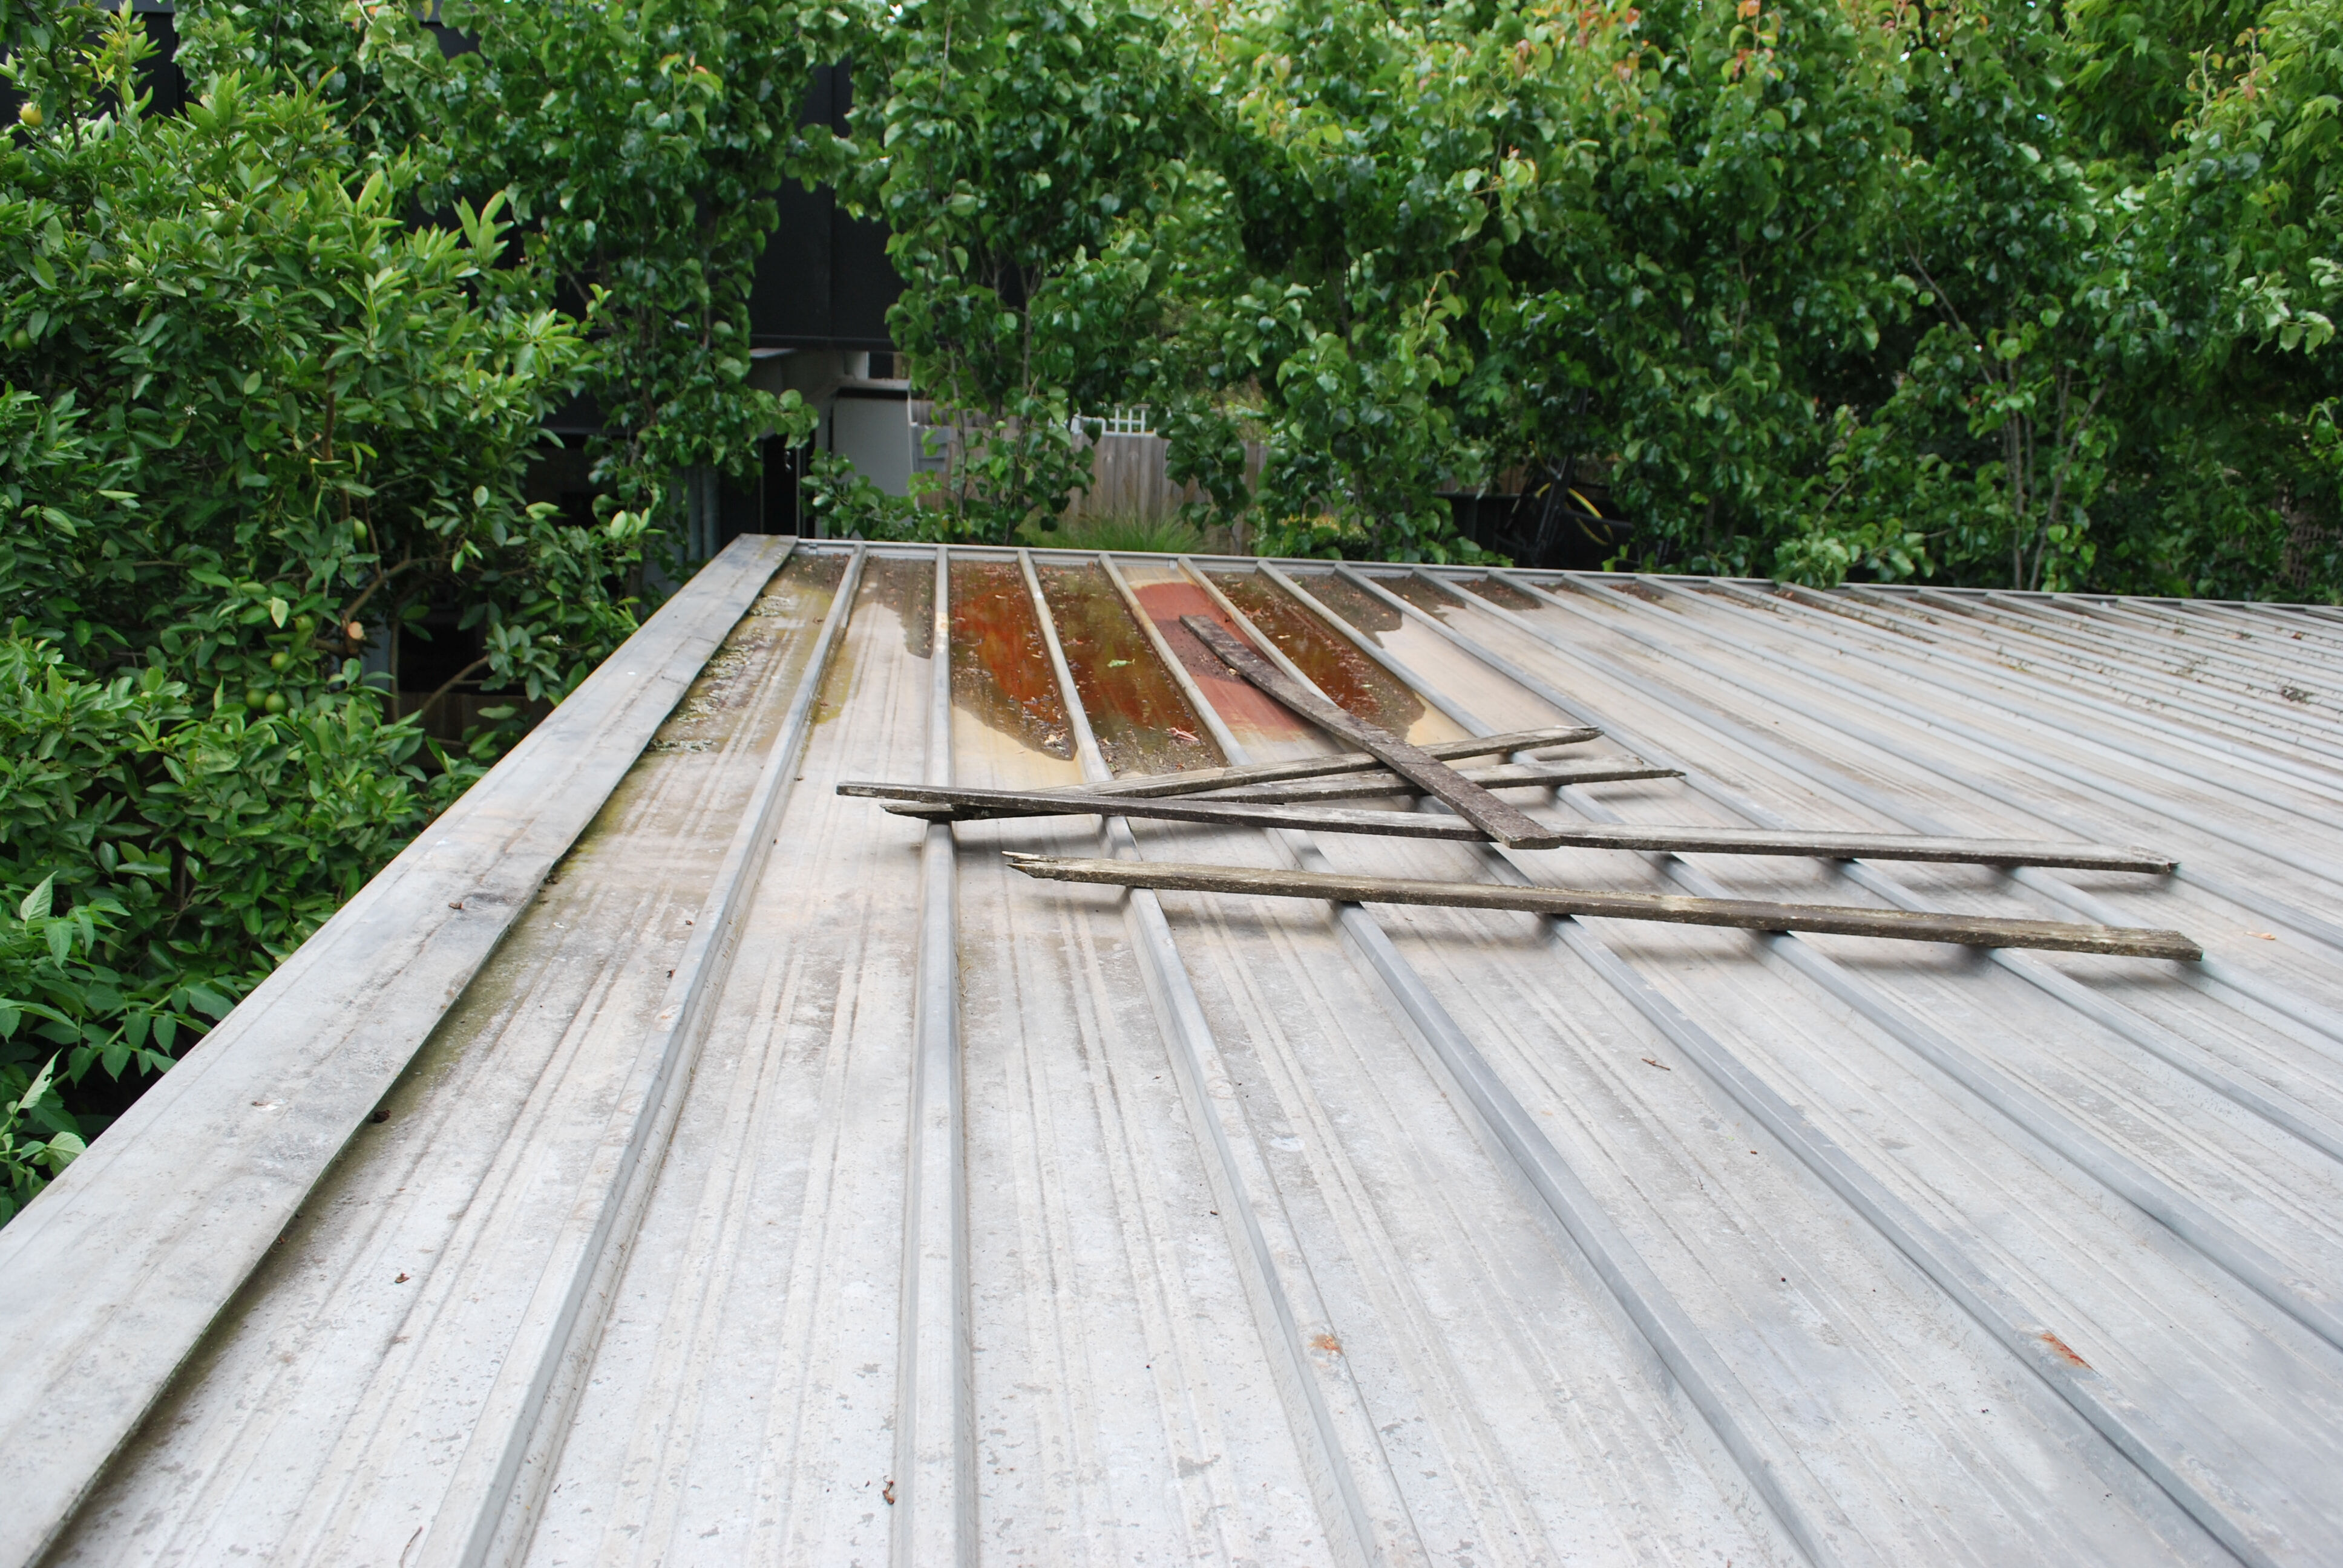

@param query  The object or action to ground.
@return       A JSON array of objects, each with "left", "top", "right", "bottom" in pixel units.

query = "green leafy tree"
[
  {"left": 435, "top": 0, "right": 826, "bottom": 521},
  {"left": 1814, "top": 0, "right": 2114, "bottom": 591},
  {"left": 850, "top": 0, "right": 1195, "bottom": 541},
  {"left": 2088, "top": 0, "right": 2343, "bottom": 595},
  {"left": 2065, "top": 0, "right": 2263, "bottom": 162},
  {"left": 0, "top": 2, "right": 612, "bottom": 1207},
  {"left": 1194, "top": 0, "right": 1574, "bottom": 561},
  {"left": 1503, "top": 0, "right": 1902, "bottom": 575}
]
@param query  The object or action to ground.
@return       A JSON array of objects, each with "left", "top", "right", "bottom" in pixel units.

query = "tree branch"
[
  {"left": 411, "top": 656, "right": 493, "bottom": 728},
  {"left": 338, "top": 546, "right": 419, "bottom": 632}
]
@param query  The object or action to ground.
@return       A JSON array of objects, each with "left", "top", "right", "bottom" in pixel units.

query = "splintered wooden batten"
[
  {"left": 880, "top": 725, "right": 1604, "bottom": 823},
  {"left": 836, "top": 780, "right": 2179, "bottom": 872},
  {"left": 1072, "top": 725, "right": 1601, "bottom": 799},
  {"left": 879, "top": 756, "right": 1681, "bottom": 821},
  {"left": 1002, "top": 854, "right": 2204, "bottom": 959}
]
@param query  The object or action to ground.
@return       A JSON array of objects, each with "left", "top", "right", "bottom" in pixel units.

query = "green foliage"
[
  {"left": 671, "top": 0, "right": 2343, "bottom": 593},
  {"left": 3, "top": 8, "right": 621, "bottom": 702},
  {"left": 800, "top": 446, "right": 936, "bottom": 540},
  {"left": 1, "top": 1050, "right": 85, "bottom": 1227},
  {"left": 2066, "top": 0, "right": 2262, "bottom": 160},
  {"left": 0, "top": 0, "right": 615, "bottom": 1211},
  {"left": 1828, "top": 0, "right": 2115, "bottom": 590},
  {"left": 2087, "top": 0, "right": 2343, "bottom": 596},
  {"left": 852, "top": 0, "right": 1195, "bottom": 541},
  {"left": 434, "top": 0, "right": 826, "bottom": 515},
  {"left": 172, "top": 0, "right": 454, "bottom": 166},
  {"left": 1015, "top": 508, "right": 1205, "bottom": 554},
  {"left": 0, "top": 635, "right": 442, "bottom": 1214},
  {"left": 1514, "top": 0, "right": 1902, "bottom": 575},
  {"left": 1199, "top": 0, "right": 1541, "bottom": 561}
]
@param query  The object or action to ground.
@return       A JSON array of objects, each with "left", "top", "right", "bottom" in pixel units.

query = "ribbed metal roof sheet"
[{"left": 5, "top": 541, "right": 2342, "bottom": 1567}]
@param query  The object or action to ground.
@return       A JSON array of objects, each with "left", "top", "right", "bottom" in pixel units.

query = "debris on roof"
[{"left": 5, "top": 539, "right": 2341, "bottom": 1567}]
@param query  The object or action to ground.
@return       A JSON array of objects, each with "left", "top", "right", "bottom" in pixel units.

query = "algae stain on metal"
[
  {"left": 1038, "top": 563, "right": 1224, "bottom": 777},
  {"left": 1208, "top": 571, "right": 1426, "bottom": 736},
  {"left": 949, "top": 558, "right": 1074, "bottom": 760}
]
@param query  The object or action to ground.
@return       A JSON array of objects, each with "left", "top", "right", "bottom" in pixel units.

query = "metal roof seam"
[
  {"left": 2169, "top": 598, "right": 2343, "bottom": 662},
  {"left": 1169, "top": 558, "right": 1863, "bottom": 1567},
  {"left": 1574, "top": 573, "right": 2343, "bottom": 877},
  {"left": 1821, "top": 584, "right": 2343, "bottom": 788},
  {"left": 1029, "top": 550, "right": 1407, "bottom": 1567},
  {"left": 1276, "top": 562, "right": 2297, "bottom": 1566},
  {"left": 1465, "top": 595, "right": 2343, "bottom": 1345},
  {"left": 1928, "top": 584, "right": 2343, "bottom": 697},
  {"left": 1354, "top": 573, "right": 2343, "bottom": 1168},
  {"left": 1319, "top": 567, "right": 2343, "bottom": 1339},
  {"left": 1978, "top": 587, "right": 2343, "bottom": 694},
  {"left": 1863, "top": 578, "right": 2343, "bottom": 627},
  {"left": 1302, "top": 562, "right": 2324, "bottom": 1566},
  {"left": 1526, "top": 880, "right": 2292, "bottom": 1568},
  {"left": 418, "top": 543, "right": 871, "bottom": 1568},
  {"left": 1668, "top": 581, "right": 2343, "bottom": 958},
  {"left": 1685, "top": 589, "right": 2343, "bottom": 977},
  {"left": 2010, "top": 592, "right": 2343, "bottom": 702},
  {"left": 1415, "top": 572, "right": 2343, "bottom": 1030},
  {"left": 1858, "top": 583, "right": 2343, "bottom": 788},
  {"left": 897, "top": 544, "right": 978, "bottom": 1565},
  {"left": 1643, "top": 585, "right": 2343, "bottom": 1058},
  {"left": 1499, "top": 572, "right": 2343, "bottom": 1019},
  {"left": 1889, "top": 579, "right": 2343, "bottom": 660}
]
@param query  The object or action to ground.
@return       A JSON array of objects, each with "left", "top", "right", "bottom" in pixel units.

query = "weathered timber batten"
[{"left": 6, "top": 542, "right": 2343, "bottom": 1568}]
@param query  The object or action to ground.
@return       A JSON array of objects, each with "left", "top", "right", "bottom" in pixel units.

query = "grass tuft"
[{"left": 1015, "top": 509, "right": 1207, "bottom": 556}]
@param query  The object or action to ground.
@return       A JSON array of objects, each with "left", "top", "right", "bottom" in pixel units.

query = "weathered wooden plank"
[
  {"left": 1197, "top": 759, "right": 1680, "bottom": 803},
  {"left": 1003, "top": 854, "right": 2204, "bottom": 959},
  {"left": 1075, "top": 724, "right": 1600, "bottom": 799},
  {"left": 876, "top": 722, "right": 1604, "bottom": 823},
  {"left": 842, "top": 780, "right": 2180, "bottom": 871},
  {"left": 0, "top": 535, "right": 796, "bottom": 1568},
  {"left": 1179, "top": 613, "right": 1559, "bottom": 848},
  {"left": 844, "top": 780, "right": 1500, "bottom": 841},
  {"left": 882, "top": 757, "right": 1680, "bottom": 820}
]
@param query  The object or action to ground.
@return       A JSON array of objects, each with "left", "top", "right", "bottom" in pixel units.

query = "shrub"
[{"left": 0, "top": 3, "right": 621, "bottom": 1213}]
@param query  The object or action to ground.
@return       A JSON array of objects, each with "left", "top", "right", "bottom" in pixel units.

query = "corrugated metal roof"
[{"left": 7, "top": 541, "right": 2343, "bottom": 1567}]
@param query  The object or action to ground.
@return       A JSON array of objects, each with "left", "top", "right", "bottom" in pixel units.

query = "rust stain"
[
  {"left": 1038, "top": 565, "right": 1224, "bottom": 776},
  {"left": 1208, "top": 573, "right": 1426, "bottom": 736},
  {"left": 1129, "top": 579, "right": 1307, "bottom": 741},
  {"left": 949, "top": 561, "right": 1073, "bottom": 759},
  {"left": 1309, "top": 1331, "right": 1343, "bottom": 1356},
  {"left": 2039, "top": 1330, "right": 2091, "bottom": 1369}
]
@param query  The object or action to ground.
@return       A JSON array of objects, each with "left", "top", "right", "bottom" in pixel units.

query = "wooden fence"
[{"left": 911, "top": 406, "right": 1264, "bottom": 520}]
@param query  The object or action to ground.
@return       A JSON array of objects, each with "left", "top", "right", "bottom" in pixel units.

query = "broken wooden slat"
[
  {"left": 844, "top": 781, "right": 1502, "bottom": 841},
  {"left": 837, "top": 781, "right": 2178, "bottom": 872},
  {"left": 1179, "top": 613, "right": 1558, "bottom": 848},
  {"left": 1075, "top": 725, "right": 1601, "bottom": 800},
  {"left": 874, "top": 724, "right": 1603, "bottom": 823},
  {"left": 882, "top": 757, "right": 1681, "bottom": 821},
  {"left": 1198, "top": 759, "right": 1680, "bottom": 803},
  {"left": 1003, "top": 854, "right": 2203, "bottom": 960}
]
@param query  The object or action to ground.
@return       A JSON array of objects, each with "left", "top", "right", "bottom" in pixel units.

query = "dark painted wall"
[{"left": 752, "top": 63, "right": 902, "bottom": 350}]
